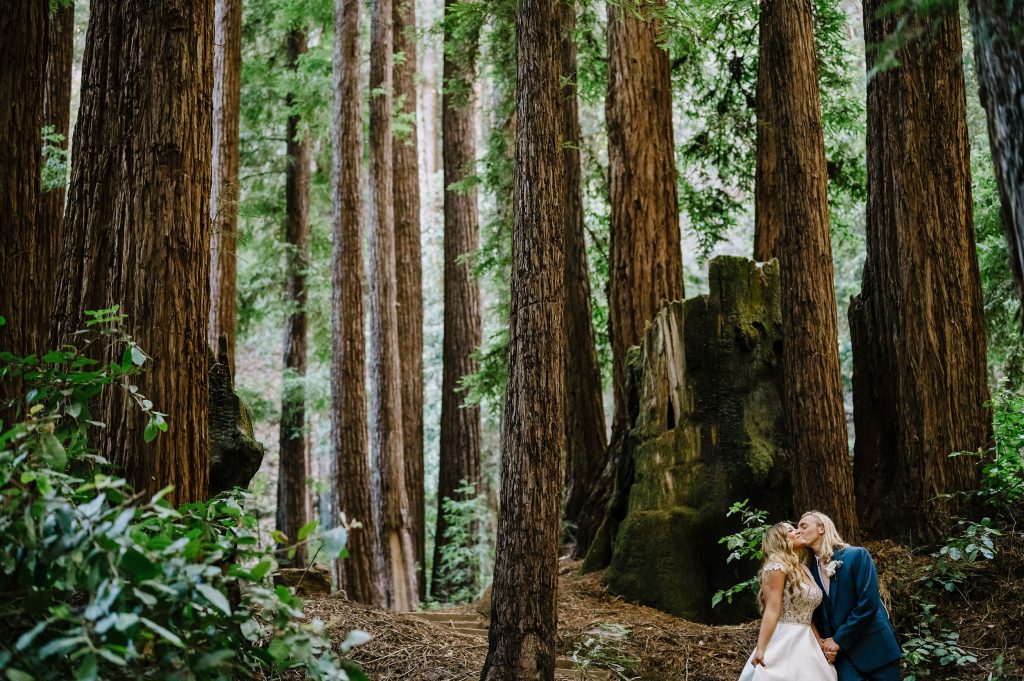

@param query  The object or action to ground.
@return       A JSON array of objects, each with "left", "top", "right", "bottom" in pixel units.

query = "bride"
[{"left": 738, "top": 522, "right": 837, "bottom": 681}]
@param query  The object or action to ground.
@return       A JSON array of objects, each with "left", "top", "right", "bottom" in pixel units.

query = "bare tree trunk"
[
  {"left": 968, "top": 0, "right": 1024, "bottom": 315},
  {"left": 851, "top": 1, "right": 990, "bottom": 544},
  {"left": 53, "top": 0, "right": 213, "bottom": 505},
  {"left": 1, "top": 0, "right": 47, "bottom": 415},
  {"left": 480, "top": 0, "right": 565, "bottom": 675},
  {"left": 433, "top": 0, "right": 483, "bottom": 602},
  {"left": 575, "top": 0, "right": 684, "bottom": 559},
  {"left": 208, "top": 0, "right": 242, "bottom": 370},
  {"left": 761, "top": 0, "right": 858, "bottom": 540},
  {"left": 753, "top": 3, "right": 780, "bottom": 262},
  {"left": 393, "top": 0, "right": 426, "bottom": 602},
  {"left": 560, "top": 0, "right": 607, "bottom": 537},
  {"left": 331, "top": 0, "right": 382, "bottom": 606},
  {"left": 369, "top": 0, "right": 418, "bottom": 611}
]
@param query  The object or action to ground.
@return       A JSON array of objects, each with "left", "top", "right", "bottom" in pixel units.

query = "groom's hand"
[{"left": 821, "top": 637, "right": 839, "bottom": 663}]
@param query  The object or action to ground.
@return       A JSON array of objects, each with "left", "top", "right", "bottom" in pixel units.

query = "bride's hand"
[{"left": 751, "top": 648, "right": 767, "bottom": 667}]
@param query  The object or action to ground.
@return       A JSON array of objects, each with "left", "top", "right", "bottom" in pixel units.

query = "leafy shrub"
[
  {"left": 711, "top": 499, "right": 768, "bottom": 608},
  {"left": 430, "top": 480, "right": 491, "bottom": 605},
  {"left": 0, "top": 311, "right": 366, "bottom": 680}
]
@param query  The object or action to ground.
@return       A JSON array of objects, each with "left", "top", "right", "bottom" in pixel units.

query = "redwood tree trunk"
[
  {"left": 53, "top": 0, "right": 213, "bottom": 505},
  {"left": 851, "top": 2, "right": 990, "bottom": 544},
  {"left": 393, "top": 0, "right": 426, "bottom": 602},
  {"left": 331, "top": 0, "right": 382, "bottom": 605},
  {"left": 208, "top": 0, "right": 242, "bottom": 370},
  {"left": 968, "top": 0, "right": 1024, "bottom": 313},
  {"left": 753, "top": 3, "right": 780, "bottom": 262},
  {"left": 560, "top": 0, "right": 607, "bottom": 535},
  {"left": 1, "top": 1, "right": 47, "bottom": 411},
  {"left": 276, "top": 30, "right": 312, "bottom": 567},
  {"left": 369, "top": 0, "right": 418, "bottom": 611},
  {"left": 762, "top": 0, "right": 858, "bottom": 540},
  {"left": 575, "top": 0, "right": 684, "bottom": 558},
  {"left": 480, "top": 0, "right": 565, "bottom": 676},
  {"left": 433, "top": 0, "right": 483, "bottom": 602}
]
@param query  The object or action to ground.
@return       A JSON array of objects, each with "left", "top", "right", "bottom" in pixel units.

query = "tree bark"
[
  {"left": 208, "top": 0, "right": 242, "bottom": 370},
  {"left": 851, "top": 2, "right": 990, "bottom": 544},
  {"left": 276, "top": 29, "right": 312, "bottom": 567},
  {"left": 1, "top": 0, "right": 47, "bottom": 414},
  {"left": 480, "top": 0, "right": 565, "bottom": 676},
  {"left": 574, "top": 0, "right": 684, "bottom": 558},
  {"left": 52, "top": 0, "right": 213, "bottom": 505},
  {"left": 753, "top": 3, "right": 780, "bottom": 262},
  {"left": 433, "top": 0, "right": 483, "bottom": 603},
  {"left": 369, "top": 0, "right": 418, "bottom": 611},
  {"left": 331, "top": 0, "right": 382, "bottom": 606},
  {"left": 559, "top": 0, "right": 607, "bottom": 536},
  {"left": 393, "top": 0, "right": 426, "bottom": 602},
  {"left": 968, "top": 0, "right": 1024, "bottom": 315},
  {"left": 761, "top": 0, "right": 858, "bottom": 540}
]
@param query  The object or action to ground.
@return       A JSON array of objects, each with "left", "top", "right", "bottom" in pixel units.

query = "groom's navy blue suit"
[{"left": 810, "top": 546, "right": 902, "bottom": 681}]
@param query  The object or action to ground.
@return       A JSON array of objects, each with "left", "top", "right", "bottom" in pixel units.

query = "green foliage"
[
  {"left": 40, "top": 125, "right": 69, "bottom": 194},
  {"left": 902, "top": 629, "right": 977, "bottom": 680},
  {"left": 430, "top": 481, "right": 491, "bottom": 605},
  {"left": 978, "top": 391, "right": 1024, "bottom": 508},
  {"left": 711, "top": 499, "right": 768, "bottom": 608},
  {"left": 0, "top": 317, "right": 366, "bottom": 680}
]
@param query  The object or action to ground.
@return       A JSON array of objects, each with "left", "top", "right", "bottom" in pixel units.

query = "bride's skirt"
[{"left": 737, "top": 622, "right": 838, "bottom": 681}]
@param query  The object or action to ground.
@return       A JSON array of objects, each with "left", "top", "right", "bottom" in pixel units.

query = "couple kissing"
[{"left": 738, "top": 511, "right": 902, "bottom": 681}]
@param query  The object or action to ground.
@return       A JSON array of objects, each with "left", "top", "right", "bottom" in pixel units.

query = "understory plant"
[{"left": 0, "top": 311, "right": 367, "bottom": 680}]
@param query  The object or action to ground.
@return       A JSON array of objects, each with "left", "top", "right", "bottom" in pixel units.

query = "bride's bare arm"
[{"left": 752, "top": 570, "right": 785, "bottom": 667}]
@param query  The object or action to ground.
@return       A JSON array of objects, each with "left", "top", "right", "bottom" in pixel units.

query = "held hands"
[{"left": 819, "top": 637, "right": 839, "bottom": 664}]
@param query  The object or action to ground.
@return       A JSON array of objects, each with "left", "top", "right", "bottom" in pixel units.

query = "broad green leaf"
[
  {"left": 298, "top": 518, "right": 319, "bottom": 541},
  {"left": 130, "top": 345, "right": 147, "bottom": 366},
  {"left": 121, "top": 549, "right": 159, "bottom": 580},
  {"left": 197, "top": 583, "right": 232, "bottom": 616},
  {"left": 38, "top": 431, "right": 68, "bottom": 471},
  {"left": 141, "top": 617, "right": 183, "bottom": 647}
]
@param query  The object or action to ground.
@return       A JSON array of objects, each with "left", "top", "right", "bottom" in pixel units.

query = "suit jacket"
[{"left": 810, "top": 546, "right": 902, "bottom": 673}]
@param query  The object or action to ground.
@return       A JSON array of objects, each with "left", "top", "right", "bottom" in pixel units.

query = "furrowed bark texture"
[
  {"left": 277, "top": 30, "right": 312, "bottom": 568},
  {"left": 208, "top": 0, "right": 242, "bottom": 370},
  {"left": 393, "top": 0, "right": 426, "bottom": 601},
  {"left": 433, "top": 0, "right": 483, "bottom": 602},
  {"left": 480, "top": 0, "right": 565, "bottom": 677},
  {"left": 369, "top": 0, "right": 418, "bottom": 611},
  {"left": 331, "top": 0, "right": 382, "bottom": 605},
  {"left": 753, "top": 3, "right": 780, "bottom": 262},
  {"left": 560, "top": 0, "right": 607, "bottom": 534},
  {"left": 53, "top": 0, "right": 214, "bottom": 504},
  {"left": 851, "top": 2, "right": 990, "bottom": 543},
  {"left": 762, "top": 0, "right": 858, "bottom": 540}
]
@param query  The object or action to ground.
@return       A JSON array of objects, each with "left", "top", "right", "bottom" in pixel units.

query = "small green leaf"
[
  {"left": 196, "top": 583, "right": 232, "bottom": 616},
  {"left": 121, "top": 549, "right": 159, "bottom": 580},
  {"left": 340, "top": 629, "right": 372, "bottom": 653},
  {"left": 141, "top": 617, "right": 184, "bottom": 647},
  {"left": 6, "top": 670, "right": 35, "bottom": 681},
  {"left": 38, "top": 431, "right": 68, "bottom": 471},
  {"left": 298, "top": 518, "right": 319, "bottom": 541},
  {"left": 130, "top": 345, "right": 146, "bottom": 366}
]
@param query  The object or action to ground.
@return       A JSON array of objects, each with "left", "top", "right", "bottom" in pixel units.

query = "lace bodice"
[{"left": 763, "top": 563, "right": 823, "bottom": 625}]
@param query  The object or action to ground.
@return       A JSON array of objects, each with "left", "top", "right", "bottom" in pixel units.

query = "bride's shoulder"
[{"left": 762, "top": 562, "right": 787, "bottom": 572}]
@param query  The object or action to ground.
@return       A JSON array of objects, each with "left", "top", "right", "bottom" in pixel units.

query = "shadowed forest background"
[{"left": 2, "top": 0, "right": 1023, "bottom": 679}]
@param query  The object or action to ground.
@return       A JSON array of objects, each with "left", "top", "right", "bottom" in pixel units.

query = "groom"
[{"left": 796, "top": 510, "right": 902, "bottom": 681}]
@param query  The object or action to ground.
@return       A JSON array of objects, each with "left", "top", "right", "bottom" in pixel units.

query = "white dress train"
[{"left": 737, "top": 564, "right": 838, "bottom": 681}]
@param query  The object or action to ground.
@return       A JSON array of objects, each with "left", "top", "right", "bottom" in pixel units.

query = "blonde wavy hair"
[
  {"left": 800, "top": 510, "right": 848, "bottom": 563},
  {"left": 756, "top": 522, "right": 808, "bottom": 612}
]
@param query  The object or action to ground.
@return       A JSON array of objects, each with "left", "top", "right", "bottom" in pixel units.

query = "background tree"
[
  {"left": 1, "top": 1, "right": 48, "bottom": 414},
  {"left": 761, "top": 0, "right": 858, "bottom": 539},
  {"left": 369, "top": 0, "right": 418, "bottom": 611},
  {"left": 276, "top": 28, "right": 312, "bottom": 567},
  {"left": 393, "top": 0, "right": 426, "bottom": 601},
  {"left": 433, "top": 0, "right": 484, "bottom": 603},
  {"left": 480, "top": 0, "right": 565, "bottom": 675},
  {"left": 968, "top": 0, "right": 1024, "bottom": 315},
  {"left": 331, "top": 0, "right": 382, "bottom": 605},
  {"left": 575, "top": 0, "right": 684, "bottom": 558},
  {"left": 52, "top": 0, "right": 214, "bottom": 504},
  {"left": 560, "top": 0, "right": 607, "bottom": 535},
  {"left": 208, "top": 0, "right": 243, "bottom": 370},
  {"left": 850, "top": 1, "right": 990, "bottom": 543},
  {"left": 753, "top": 3, "right": 780, "bottom": 262}
]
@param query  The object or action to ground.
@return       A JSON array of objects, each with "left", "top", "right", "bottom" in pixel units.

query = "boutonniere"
[{"left": 823, "top": 559, "right": 843, "bottom": 577}]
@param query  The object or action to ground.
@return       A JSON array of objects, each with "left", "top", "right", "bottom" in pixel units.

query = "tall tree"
[
  {"left": 369, "top": 0, "right": 418, "bottom": 611},
  {"left": 575, "top": 0, "right": 684, "bottom": 557},
  {"left": 393, "top": 0, "right": 426, "bottom": 601},
  {"left": 761, "top": 0, "right": 858, "bottom": 539},
  {"left": 968, "top": 0, "right": 1024, "bottom": 313},
  {"left": 331, "top": 0, "right": 382, "bottom": 605},
  {"left": 851, "top": 2, "right": 990, "bottom": 543},
  {"left": 1, "top": 0, "right": 47, "bottom": 414},
  {"left": 480, "top": 0, "right": 565, "bottom": 676},
  {"left": 559, "top": 0, "right": 607, "bottom": 534},
  {"left": 753, "top": 3, "right": 780, "bottom": 262},
  {"left": 208, "top": 0, "right": 243, "bottom": 370},
  {"left": 276, "top": 29, "right": 312, "bottom": 567},
  {"left": 433, "top": 0, "right": 483, "bottom": 603},
  {"left": 52, "top": 0, "right": 214, "bottom": 504}
]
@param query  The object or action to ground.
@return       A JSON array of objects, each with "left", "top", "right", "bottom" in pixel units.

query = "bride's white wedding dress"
[{"left": 737, "top": 564, "right": 838, "bottom": 681}]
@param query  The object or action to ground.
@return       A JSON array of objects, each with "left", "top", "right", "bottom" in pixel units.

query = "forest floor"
[{"left": 302, "top": 536, "right": 1024, "bottom": 680}]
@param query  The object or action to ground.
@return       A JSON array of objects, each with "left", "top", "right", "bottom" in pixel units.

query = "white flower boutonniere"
[{"left": 823, "top": 560, "right": 843, "bottom": 578}]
